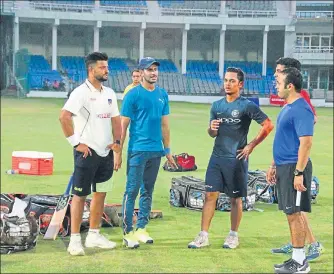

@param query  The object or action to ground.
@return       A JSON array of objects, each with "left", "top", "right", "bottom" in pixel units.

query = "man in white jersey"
[{"left": 59, "top": 52, "right": 122, "bottom": 256}]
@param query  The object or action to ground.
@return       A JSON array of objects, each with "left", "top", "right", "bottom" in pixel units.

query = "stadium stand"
[
  {"left": 26, "top": 54, "right": 277, "bottom": 96},
  {"left": 28, "top": 55, "right": 62, "bottom": 90},
  {"left": 158, "top": 0, "right": 220, "bottom": 16}
]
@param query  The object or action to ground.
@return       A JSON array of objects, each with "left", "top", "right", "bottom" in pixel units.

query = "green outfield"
[{"left": 1, "top": 97, "right": 333, "bottom": 273}]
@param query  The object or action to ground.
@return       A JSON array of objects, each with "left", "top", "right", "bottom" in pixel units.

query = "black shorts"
[
  {"left": 205, "top": 155, "right": 248, "bottom": 198},
  {"left": 276, "top": 161, "right": 312, "bottom": 214},
  {"left": 72, "top": 148, "right": 114, "bottom": 196}
]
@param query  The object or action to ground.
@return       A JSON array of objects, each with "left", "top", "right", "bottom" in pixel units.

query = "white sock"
[
  {"left": 292, "top": 247, "right": 306, "bottom": 265},
  {"left": 70, "top": 233, "right": 81, "bottom": 242},
  {"left": 88, "top": 228, "right": 100, "bottom": 235},
  {"left": 200, "top": 231, "right": 208, "bottom": 237},
  {"left": 229, "top": 230, "right": 238, "bottom": 237}
]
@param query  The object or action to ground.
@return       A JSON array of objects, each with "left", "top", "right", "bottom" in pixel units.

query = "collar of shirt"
[{"left": 85, "top": 79, "right": 104, "bottom": 92}]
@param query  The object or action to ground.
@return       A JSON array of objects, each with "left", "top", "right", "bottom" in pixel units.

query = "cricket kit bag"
[
  {"left": 163, "top": 153, "right": 197, "bottom": 172},
  {"left": 247, "top": 170, "right": 278, "bottom": 204},
  {"left": 169, "top": 176, "right": 256, "bottom": 211},
  {"left": 0, "top": 196, "right": 39, "bottom": 254}
]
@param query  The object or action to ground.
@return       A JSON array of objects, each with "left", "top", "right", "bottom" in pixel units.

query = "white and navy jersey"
[
  {"left": 63, "top": 79, "right": 120, "bottom": 157},
  {"left": 210, "top": 96, "right": 268, "bottom": 158}
]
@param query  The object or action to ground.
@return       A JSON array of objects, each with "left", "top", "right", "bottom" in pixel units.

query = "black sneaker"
[
  {"left": 274, "top": 258, "right": 293, "bottom": 270},
  {"left": 274, "top": 259, "right": 310, "bottom": 273}
]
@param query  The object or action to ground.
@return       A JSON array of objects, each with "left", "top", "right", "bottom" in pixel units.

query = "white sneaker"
[
  {"left": 188, "top": 232, "right": 210, "bottom": 249},
  {"left": 85, "top": 232, "right": 117, "bottom": 249},
  {"left": 123, "top": 231, "right": 140, "bottom": 249},
  {"left": 223, "top": 235, "right": 239, "bottom": 249},
  {"left": 67, "top": 239, "right": 85, "bottom": 256},
  {"left": 134, "top": 228, "right": 154, "bottom": 244}
]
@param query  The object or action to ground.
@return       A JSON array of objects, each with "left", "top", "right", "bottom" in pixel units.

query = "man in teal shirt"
[{"left": 120, "top": 57, "right": 176, "bottom": 248}]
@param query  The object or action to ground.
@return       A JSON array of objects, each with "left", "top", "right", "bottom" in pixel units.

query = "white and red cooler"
[{"left": 12, "top": 151, "right": 54, "bottom": 175}]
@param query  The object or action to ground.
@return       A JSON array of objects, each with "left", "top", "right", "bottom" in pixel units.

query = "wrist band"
[
  {"left": 164, "top": 148, "right": 171, "bottom": 155},
  {"left": 66, "top": 134, "right": 79, "bottom": 147},
  {"left": 114, "top": 140, "right": 121, "bottom": 145},
  {"left": 269, "top": 165, "right": 276, "bottom": 169}
]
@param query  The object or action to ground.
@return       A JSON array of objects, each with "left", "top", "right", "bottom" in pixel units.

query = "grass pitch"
[{"left": 1, "top": 97, "right": 333, "bottom": 273}]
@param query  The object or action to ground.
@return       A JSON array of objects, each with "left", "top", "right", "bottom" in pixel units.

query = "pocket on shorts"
[{"left": 74, "top": 149, "right": 96, "bottom": 168}]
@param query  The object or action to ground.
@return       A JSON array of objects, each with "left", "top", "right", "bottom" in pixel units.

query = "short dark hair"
[
  {"left": 85, "top": 52, "right": 108, "bottom": 71},
  {"left": 276, "top": 57, "right": 301, "bottom": 71},
  {"left": 226, "top": 67, "right": 244, "bottom": 83},
  {"left": 131, "top": 69, "right": 140, "bottom": 75},
  {"left": 281, "top": 67, "right": 303, "bottom": 93}
]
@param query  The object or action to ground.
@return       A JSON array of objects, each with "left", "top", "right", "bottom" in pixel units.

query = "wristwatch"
[
  {"left": 294, "top": 169, "right": 303, "bottom": 176},
  {"left": 114, "top": 140, "right": 121, "bottom": 145}
]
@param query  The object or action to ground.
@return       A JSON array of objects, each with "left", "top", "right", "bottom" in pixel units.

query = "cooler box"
[{"left": 12, "top": 151, "right": 54, "bottom": 175}]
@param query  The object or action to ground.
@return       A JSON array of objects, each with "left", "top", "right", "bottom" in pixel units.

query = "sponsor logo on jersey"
[{"left": 97, "top": 113, "right": 112, "bottom": 119}]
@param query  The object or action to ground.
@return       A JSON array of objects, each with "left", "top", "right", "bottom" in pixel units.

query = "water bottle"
[{"left": 6, "top": 169, "right": 20, "bottom": 175}]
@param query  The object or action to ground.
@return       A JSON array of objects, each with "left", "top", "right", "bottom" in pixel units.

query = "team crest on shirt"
[
  {"left": 108, "top": 98, "right": 112, "bottom": 105},
  {"left": 231, "top": 110, "right": 240, "bottom": 118}
]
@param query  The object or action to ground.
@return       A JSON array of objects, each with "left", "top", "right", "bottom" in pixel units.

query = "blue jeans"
[{"left": 122, "top": 151, "right": 163, "bottom": 234}]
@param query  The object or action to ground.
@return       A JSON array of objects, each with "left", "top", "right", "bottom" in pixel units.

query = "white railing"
[
  {"left": 99, "top": 5, "right": 148, "bottom": 15},
  {"left": 27, "top": 1, "right": 148, "bottom": 15},
  {"left": 227, "top": 10, "right": 277, "bottom": 18},
  {"left": 1, "top": 0, "right": 16, "bottom": 14},
  {"left": 160, "top": 8, "right": 219, "bottom": 17},
  {"left": 295, "top": 46, "right": 333, "bottom": 53},
  {"left": 296, "top": 11, "right": 333, "bottom": 19},
  {"left": 29, "top": 1, "right": 95, "bottom": 13}
]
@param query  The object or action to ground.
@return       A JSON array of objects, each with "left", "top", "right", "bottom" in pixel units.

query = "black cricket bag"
[
  {"left": 311, "top": 176, "right": 320, "bottom": 204},
  {"left": 170, "top": 176, "right": 257, "bottom": 211},
  {"left": 247, "top": 170, "right": 278, "bottom": 204},
  {"left": 169, "top": 176, "right": 206, "bottom": 208},
  {"left": 216, "top": 187, "right": 257, "bottom": 212},
  {"left": 0, "top": 197, "right": 39, "bottom": 254},
  {"left": 163, "top": 153, "right": 197, "bottom": 172}
]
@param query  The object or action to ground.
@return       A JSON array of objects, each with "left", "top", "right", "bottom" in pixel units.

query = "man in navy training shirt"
[
  {"left": 267, "top": 68, "right": 314, "bottom": 274},
  {"left": 188, "top": 67, "right": 274, "bottom": 249},
  {"left": 120, "top": 57, "right": 177, "bottom": 248}
]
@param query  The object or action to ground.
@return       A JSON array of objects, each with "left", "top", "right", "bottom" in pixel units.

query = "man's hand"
[
  {"left": 294, "top": 175, "right": 307, "bottom": 192},
  {"left": 236, "top": 144, "right": 254, "bottom": 160},
  {"left": 210, "top": 119, "right": 220, "bottom": 131},
  {"left": 106, "top": 143, "right": 121, "bottom": 153},
  {"left": 166, "top": 153, "right": 177, "bottom": 169},
  {"left": 76, "top": 143, "right": 92, "bottom": 158},
  {"left": 314, "top": 116, "right": 318, "bottom": 124},
  {"left": 266, "top": 166, "right": 276, "bottom": 185},
  {"left": 113, "top": 151, "right": 122, "bottom": 171}
]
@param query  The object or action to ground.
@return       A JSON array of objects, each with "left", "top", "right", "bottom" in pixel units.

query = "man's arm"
[
  {"left": 207, "top": 120, "right": 219, "bottom": 138},
  {"left": 301, "top": 90, "right": 317, "bottom": 116},
  {"left": 162, "top": 115, "right": 177, "bottom": 167},
  {"left": 296, "top": 136, "right": 313, "bottom": 171},
  {"left": 161, "top": 115, "right": 171, "bottom": 150},
  {"left": 236, "top": 118, "right": 274, "bottom": 160},
  {"left": 59, "top": 109, "right": 75, "bottom": 138},
  {"left": 293, "top": 136, "right": 313, "bottom": 192},
  {"left": 120, "top": 116, "right": 131, "bottom": 149}
]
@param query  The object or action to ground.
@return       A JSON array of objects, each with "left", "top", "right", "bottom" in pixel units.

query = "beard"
[
  {"left": 143, "top": 76, "right": 156, "bottom": 84},
  {"left": 95, "top": 75, "right": 108, "bottom": 82}
]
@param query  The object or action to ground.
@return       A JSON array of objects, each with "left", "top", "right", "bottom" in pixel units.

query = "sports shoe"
[
  {"left": 84, "top": 232, "right": 117, "bottom": 249},
  {"left": 123, "top": 231, "right": 140, "bottom": 249},
  {"left": 274, "top": 259, "right": 310, "bottom": 273},
  {"left": 306, "top": 242, "right": 324, "bottom": 261},
  {"left": 274, "top": 258, "right": 293, "bottom": 270},
  {"left": 188, "top": 232, "right": 209, "bottom": 249},
  {"left": 271, "top": 243, "right": 293, "bottom": 254},
  {"left": 67, "top": 239, "right": 85, "bottom": 256},
  {"left": 134, "top": 228, "right": 153, "bottom": 244},
  {"left": 222, "top": 235, "right": 239, "bottom": 249}
]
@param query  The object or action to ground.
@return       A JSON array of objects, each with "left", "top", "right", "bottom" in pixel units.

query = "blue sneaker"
[
  {"left": 306, "top": 242, "right": 324, "bottom": 261},
  {"left": 271, "top": 243, "right": 293, "bottom": 254}
]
